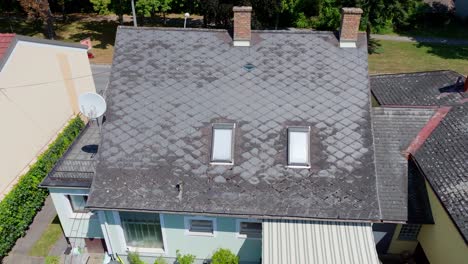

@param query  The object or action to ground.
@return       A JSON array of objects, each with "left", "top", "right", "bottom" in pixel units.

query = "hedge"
[{"left": 0, "top": 116, "right": 84, "bottom": 258}]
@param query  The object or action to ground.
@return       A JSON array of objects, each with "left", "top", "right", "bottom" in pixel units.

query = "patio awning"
[{"left": 262, "top": 220, "right": 380, "bottom": 264}]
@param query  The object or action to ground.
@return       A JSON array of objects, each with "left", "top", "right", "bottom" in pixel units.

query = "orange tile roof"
[{"left": 0, "top": 33, "right": 16, "bottom": 60}]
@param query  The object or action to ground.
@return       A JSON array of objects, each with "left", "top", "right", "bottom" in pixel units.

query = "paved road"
[
  {"left": 371, "top": 34, "right": 468, "bottom": 45},
  {"left": 90, "top": 64, "right": 111, "bottom": 95}
]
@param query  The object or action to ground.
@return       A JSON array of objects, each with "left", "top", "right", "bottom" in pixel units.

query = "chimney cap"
[
  {"left": 341, "top": 7, "right": 363, "bottom": 15},
  {"left": 233, "top": 6, "right": 253, "bottom": 12}
]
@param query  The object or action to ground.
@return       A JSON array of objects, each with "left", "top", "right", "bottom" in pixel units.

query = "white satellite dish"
[{"left": 78, "top": 92, "right": 107, "bottom": 119}]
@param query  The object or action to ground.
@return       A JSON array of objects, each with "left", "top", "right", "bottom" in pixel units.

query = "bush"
[
  {"left": 0, "top": 117, "right": 84, "bottom": 258},
  {"left": 176, "top": 249, "right": 196, "bottom": 264},
  {"left": 154, "top": 256, "right": 168, "bottom": 264},
  {"left": 211, "top": 248, "right": 239, "bottom": 264},
  {"left": 128, "top": 252, "right": 145, "bottom": 264},
  {"left": 44, "top": 256, "right": 60, "bottom": 264}
]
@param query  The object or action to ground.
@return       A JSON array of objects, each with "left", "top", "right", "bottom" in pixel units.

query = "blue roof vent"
[{"left": 243, "top": 63, "right": 255, "bottom": 72}]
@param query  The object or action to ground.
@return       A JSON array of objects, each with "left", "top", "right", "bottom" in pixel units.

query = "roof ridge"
[{"left": 405, "top": 106, "right": 451, "bottom": 158}]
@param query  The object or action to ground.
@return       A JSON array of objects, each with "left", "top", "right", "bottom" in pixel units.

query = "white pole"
[
  {"left": 184, "top": 13, "right": 190, "bottom": 28},
  {"left": 131, "top": 0, "right": 137, "bottom": 27}
]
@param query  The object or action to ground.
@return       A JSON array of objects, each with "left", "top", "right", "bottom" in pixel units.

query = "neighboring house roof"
[
  {"left": 40, "top": 123, "right": 99, "bottom": 189},
  {"left": 0, "top": 34, "right": 87, "bottom": 71},
  {"left": 262, "top": 219, "right": 380, "bottom": 264},
  {"left": 372, "top": 107, "right": 435, "bottom": 223},
  {"left": 424, "top": 0, "right": 455, "bottom": 10},
  {"left": 87, "top": 27, "right": 380, "bottom": 221},
  {"left": 413, "top": 103, "right": 468, "bottom": 242},
  {"left": 370, "top": 71, "right": 468, "bottom": 107},
  {"left": 0, "top": 33, "right": 15, "bottom": 60}
]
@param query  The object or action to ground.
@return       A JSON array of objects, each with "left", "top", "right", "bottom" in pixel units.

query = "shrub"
[
  {"left": 211, "top": 248, "right": 239, "bottom": 264},
  {"left": 154, "top": 256, "right": 168, "bottom": 264},
  {"left": 45, "top": 256, "right": 60, "bottom": 264},
  {"left": 128, "top": 251, "right": 145, "bottom": 264},
  {"left": 0, "top": 117, "right": 84, "bottom": 258},
  {"left": 176, "top": 249, "right": 196, "bottom": 264}
]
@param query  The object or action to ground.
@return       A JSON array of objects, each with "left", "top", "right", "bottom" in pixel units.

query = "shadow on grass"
[
  {"left": 0, "top": 17, "right": 44, "bottom": 37},
  {"left": 415, "top": 42, "right": 468, "bottom": 60},
  {"left": 67, "top": 20, "right": 121, "bottom": 49},
  {"left": 368, "top": 38, "right": 383, "bottom": 54}
]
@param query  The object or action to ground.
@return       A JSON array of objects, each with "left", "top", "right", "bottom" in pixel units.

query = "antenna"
[{"left": 78, "top": 92, "right": 107, "bottom": 120}]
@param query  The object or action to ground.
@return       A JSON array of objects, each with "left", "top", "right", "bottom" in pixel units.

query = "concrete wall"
[
  {"left": 0, "top": 40, "right": 95, "bottom": 197},
  {"left": 49, "top": 188, "right": 103, "bottom": 239},
  {"left": 418, "top": 182, "right": 468, "bottom": 264},
  {"left": 101, "top": 211, "right": 262, "bottom": 263}
]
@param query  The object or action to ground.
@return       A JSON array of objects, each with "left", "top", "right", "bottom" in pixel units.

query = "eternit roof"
[
  {"left": 87, "top": 27, "right": 379, "bottom": 221},
  {"left": 370, "top": 71, "right": 468, "bottom": 106},
  {"left": 40, "top": 123, "right": 99, "bottom": 188},
  {"left": 413, "top": 103, "right": 468, "bottom": 242},
  {"left": 372, "top": 107, "right": 434, "bottom": 223}
]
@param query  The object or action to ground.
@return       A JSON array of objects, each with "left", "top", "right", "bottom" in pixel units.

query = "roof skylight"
[
  {"left": 288, "top": 127, "right": 310, "bottom": 167},
  {"left": 211, "top": 123, "right": 235, "bottom": 164}
]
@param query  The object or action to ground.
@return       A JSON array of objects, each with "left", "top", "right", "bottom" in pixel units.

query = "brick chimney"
[
  {"left": 233, "top": 6, "right": 252, "bottom": 47},
  {"left": 339, "top": 7, "right": 363, "bottom": 48}
]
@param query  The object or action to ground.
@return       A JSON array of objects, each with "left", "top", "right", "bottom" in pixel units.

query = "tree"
[
  {"left": 136, "top": 0, "right": 161, "bottom": 18},
  {"left": 159, "top": 0, "right": 172, "bottom": 24},
  {"left": 18, "top": 0, "right": 55, "bottom": 39},
  {"left": 90, "top": 0, "right": 112, "bottom": 14}
]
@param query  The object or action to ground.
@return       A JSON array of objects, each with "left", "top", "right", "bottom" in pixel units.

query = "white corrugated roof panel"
[{"left": 262, "top": 220, "right": 380, "bottom": 264}]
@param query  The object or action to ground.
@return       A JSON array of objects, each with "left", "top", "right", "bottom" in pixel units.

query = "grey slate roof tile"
[
  {"left": 414, "top": 103, "right": 468, "bottom": 242},
  {"left": 371, "top": 71, "right": 468, "bottom": 106},
  {"left": 372, "top": 107, "right": 435, "bottom": 222},
  {"left": 86, "top": 27, "right": 380, "bottom": 221}
]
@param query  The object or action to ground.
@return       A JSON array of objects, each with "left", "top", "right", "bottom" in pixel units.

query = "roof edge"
[
  {"left": 405, "top": 106, "right": 451, "bottom": 157},
  {"left": 370, "top": 69, "right": 463, "bottom": 78},
  {"left": 85, "top": 205, "right": 381, "bottom": 223},
  {"left": 0, "top": 35, "right": 87, "bottom": 72}
]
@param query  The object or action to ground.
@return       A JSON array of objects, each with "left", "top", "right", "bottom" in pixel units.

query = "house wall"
[
  {"left": 417, "top": 182, "right": 468, "bottom": 264},
  {"left": 0, "top": 41, "right": 95, "bottom": 197},
  {"left": 49, "top": 188, "right": 103, "bottom": 240},
  {"left": 386, "top": 224, "right": 418, "bottom": 255},
  {"left": 101, "top": 211, "right": 262, "bottom": 263},
  {"left": 456, "top": 0, "right": 468, "bottom": 18}
]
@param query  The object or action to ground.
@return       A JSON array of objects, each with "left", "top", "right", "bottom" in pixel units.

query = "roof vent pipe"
[
  {"left": 339, "top": 7, "right": 363, "bottom": 48},
  {"left": 233, "top": 6, "right": 252, "bottom": 47}
]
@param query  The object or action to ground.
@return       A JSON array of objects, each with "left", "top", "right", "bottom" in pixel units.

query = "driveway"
[{"left": 91, "top": 64, "right": 111, "bottom": 95}]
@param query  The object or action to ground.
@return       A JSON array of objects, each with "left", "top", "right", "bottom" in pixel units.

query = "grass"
[
  {"left": 369, "top": 40, "right": 468, "bottom": 75},
  {"left": 29, "top": 216, "right": 62, "bottom": 257}
]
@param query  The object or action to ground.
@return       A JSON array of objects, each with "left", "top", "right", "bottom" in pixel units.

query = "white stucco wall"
[
  {"left": 49, "top": 188, "right": 103, "bottom": 239},
  {"left": 0, "top": 40, "right": 95, "bottom": 197}
]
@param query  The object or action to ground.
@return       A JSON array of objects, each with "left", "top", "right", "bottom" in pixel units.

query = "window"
[
  {"left": 185, "top": 216, "right": 216, "bottom": 236},
  {"left": 120, "top": 212, "right": 164, "bottom": 249},
  {"left": 398, "top": 224, "right": 421, "bottom": 241},
  {"left": 211, "top": 123, "right": 235, "bottom": 164},
  {"left": 67, "top": 195, "right": 88, "bottom": 213},
  {"left": 237, "top": 220, "right": 262, "bottom": 239},
  {"left": 288, "top": 127, "right": 310, "bottom": 167}
]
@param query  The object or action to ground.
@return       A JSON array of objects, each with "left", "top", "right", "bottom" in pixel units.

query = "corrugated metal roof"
[{"left": 262, "top": 220, "right": 380, "bottom": 264}]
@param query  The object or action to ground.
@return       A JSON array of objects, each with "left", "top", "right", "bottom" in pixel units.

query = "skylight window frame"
[
  {"left": 210, "top": 123, "right": 236, "bottom": 165},
  {"left": 287, "top": 126, "right": 311, "bottom": 168}
]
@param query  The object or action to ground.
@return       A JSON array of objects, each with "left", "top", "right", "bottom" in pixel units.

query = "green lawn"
[
  {"left": 369, "top": 40, "right": 468, "bottom": 75},
  {"left": 29, "top": 216, "right": 63, "bottom": 257}
]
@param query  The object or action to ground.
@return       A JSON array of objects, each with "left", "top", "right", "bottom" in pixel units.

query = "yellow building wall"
[
  {"left": 418, "top": 182, "right": 468, "bottom": 264},
  {"left": 387, "top": 224, "right": 418, "bottom": 255},
  {"left": 0, "top": 40, "right": 95, "bottom": 197}
]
